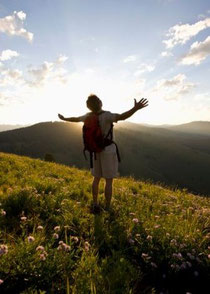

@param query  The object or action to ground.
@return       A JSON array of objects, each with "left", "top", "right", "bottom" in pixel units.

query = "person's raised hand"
[
  {"left": 134, "top": 98, "right": 149, "bottom": 110},
  {"left": 58, "top": 113, "right": 65, "bottom": 120}
]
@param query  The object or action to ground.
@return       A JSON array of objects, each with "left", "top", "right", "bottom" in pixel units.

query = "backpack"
[{"left": 82, "top": 111, "right": 120, "bottom": 168}]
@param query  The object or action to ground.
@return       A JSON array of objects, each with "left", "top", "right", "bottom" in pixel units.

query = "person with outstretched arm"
[{"left": 58, "top": 94, "right": 148, "bottom": 213}]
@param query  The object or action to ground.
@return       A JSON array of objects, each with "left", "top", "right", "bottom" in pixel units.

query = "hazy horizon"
[{"left": 0, "top": 0, "right": 210, "bottom": 125}]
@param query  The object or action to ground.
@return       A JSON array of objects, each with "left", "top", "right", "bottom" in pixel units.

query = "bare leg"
[
  {"left": 92, "top": 177, "right": 101, "bottom": 206},
  {"left": 105, "top": 178, "right": 113, "bottom": 210}
]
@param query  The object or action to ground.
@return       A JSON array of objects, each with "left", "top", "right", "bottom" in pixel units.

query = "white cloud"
[
  {"left": 0, "top": 69, "right": 23, "bottom": 87},
  {"left": 56, "top": 55, "right": 68, "bottom": 65},
  {"left": 0, "top": 11, "right": 33, "bottom": 42},
  {"left": 180, "top": 36, "right": 210, "bottom": 65},
  {"left": 28, "top": 62, "right": 54, "bottom": 86},
  {"left": 163, "top": 17, "right": 210, "bottom": 48},
  {"left": 123, "top": 55, "right": 137, "bottom": 63},
  {"left": 154, "top": 74, "right": 195, "bottom": 100},
  {"left": 134, "top": 63, "right": 155, "bottom": 76},
  {"left": 161, "top": 51, "right": 173, "bottom": 57},
  {"left": 0, "top": 49, "right": 19, "bottom": 61}
]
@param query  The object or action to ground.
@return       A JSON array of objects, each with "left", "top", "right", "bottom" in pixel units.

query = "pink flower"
[
  {"left": 146, "top": 235, "right": 153, "bottom": 241},
  {"left": 141, "top": 253, "right": 151, "bottom": 260},
  {"left": 37, "top": 225, "right": 43, "bottom": 231},
  {"left": 84, "top": 241, "right": 90, "bottom": 252},
  {"left": 0, "top": 210, "right": 6, "bottom": 216},
  {"left": 128, "top": 238, "right": 135, "bottom": 245},
  {"left": 53, "top": 233, "right": 59, "bottom": 239},
  {"left": 20, "top": 216, "right": 27, "bottom": 221},
  {"left": 154, "top": 225, "right": 160, "bottom": 229},
  {"left": 71, "top": 236, "right": 79, "bottom": 243},
  {"left": 36, "top": 246, "right": 45, "bottom": 251},
  {"left": 129, "top": 212, "right": 135, "bottom": 216},
  {"left": 0, "top": 279, "right": 4, "bottom": 285},
  {"left": 57, "top": 241, "right": 70, "bottom": 252},
  {"left": 151, "top": 262, "right": 157, "bottom": 268},
  {"left": 0, "top": 245, "right": 8, "bottom": 255},
  {"left": 39, "top": 253, "right": 47, "bottom": 261},
  {"left": 28, "top": 236, "right": 35, "bottom": 243},
  {"left": 132, "top": 218, "right": 139, "bottom": 223},
  {"left": 54, "top": 226, "right": 61, "bottom": 232}
]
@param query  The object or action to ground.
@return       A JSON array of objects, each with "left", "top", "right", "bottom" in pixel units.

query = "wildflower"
[
  {"left": 180, "top": 262, "right": 187, "bottom": 270},
  {"left": 53, "top": 233, "right": 59, "bottom": 239},
  {"left": 129, "top": 212, "right": 135, "bottom": 216},
  {"left": 170, "top": 239, "right": 177, "bottom": 245},
  {"left": 187, "top": 253, "right": 195, "bottom": 260},
  {"left": 37, "top": 225, "right": 43, "bottom": 231},
  {"left": 151, "top": 262, "right": 157, "bottom": 268},
  {"left": 0, "top": 245, "right": 8, "bottom": 255},
  {"left": 36, "top": 245, "right": 45, "bottom": 251},
  {"left": 20, "top": 216, "right": 27, "bottom": 221},
  {"left": 39, "top": 251, "right": 48, "bottom": 261},
  {"left": 154, "top": 225, "right": 160, "bottom": 229},
  {"left": 128, "top": 238, "right": 135, "bottom": 245},
  {"left": 141, "top": 253, "right": 151, "bottom": 260},
  {"left": 155, "top": 215, "right": 159, "bottom": 219},
  {"left": 166, "top": 233, "right": 170, "bottom": 237},
  {"left": 146, "top": 235, "right": 153, "bottom": 241},
  {"left": 208, "top": 254, "right": 210, "bottom": 259},
  {"left": 135, "top": 233, "right": 140, "bottom": 237},
  {"left": 84, "top": 241, "right": 90, "bottom": 252},
  {"left": 186, "top": 261, "right": 192, "bottom": 267},
  {"left": 28, "top": 236, "right": 35, "bottom": 243},
  {"left": 54, "top": 226, "right": 61, "bottom": 232},
  {"left": 132, "top": 218, "right": 139, "bottom": 223},
  {"left": 39, "top": 253, "right": 46, "bottom": 261},
  {"left": 71, "top": 236, "right": 79, "bottom": 243},
  {"left": 0, "top": 209, "right": 6, "bottom": 216},
  {"left": 0, "top": 279, "right": 3, "bottom": 285}
]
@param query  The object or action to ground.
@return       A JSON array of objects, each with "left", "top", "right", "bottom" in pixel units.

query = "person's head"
[{"left": 86, "top": 94, "right": 102, "bottom": 113}]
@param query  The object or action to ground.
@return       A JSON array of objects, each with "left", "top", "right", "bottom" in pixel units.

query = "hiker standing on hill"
[{"left": 58, "top": 94, "right": 148, "bottom": 213}]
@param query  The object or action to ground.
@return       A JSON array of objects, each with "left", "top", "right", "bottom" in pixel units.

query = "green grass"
[{"left": 0, "top": 152, "right": 209, "bottom": 293}]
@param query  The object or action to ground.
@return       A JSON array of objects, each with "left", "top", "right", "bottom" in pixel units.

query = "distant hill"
[
  {"left": 163, "top": 121, "right": 210, "bottom": 136},
  {"left": 0, "top": 124, "right": 29, "bottom": 132},
  {"left": 0, "top": 121, "right": 210, "bottom": 195}
]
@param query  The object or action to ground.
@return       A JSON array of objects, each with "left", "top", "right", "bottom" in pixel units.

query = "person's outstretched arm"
[
  {"left": 116, "top": 98, "right": 148, "bottom": 121},
  {"left": 58, "top": 113, "right": 82, "bottom": 122}
]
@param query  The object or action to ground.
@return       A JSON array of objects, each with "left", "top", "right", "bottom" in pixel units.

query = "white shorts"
[{"left": 91, "top": 144, "right": 119, "bottom": 179}]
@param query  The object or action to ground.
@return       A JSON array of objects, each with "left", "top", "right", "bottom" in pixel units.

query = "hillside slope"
[
  {"left": 0, "top": 152, "right": 209, "bottom": 293},
  {"left": 0, "top": 121, "right": 210, "bottom": 195}
]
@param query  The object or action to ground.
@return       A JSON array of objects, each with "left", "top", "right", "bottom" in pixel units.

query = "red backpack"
[{"left": 82, "top": 111, "right": 120, "bottom": 167}]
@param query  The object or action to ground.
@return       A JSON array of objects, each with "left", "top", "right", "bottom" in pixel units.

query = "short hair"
[{"left": 86, "top": 94, "right": 102, "bottom": 112}]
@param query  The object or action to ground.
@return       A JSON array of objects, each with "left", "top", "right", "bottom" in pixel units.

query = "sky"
[{"left": 0, "top": 0, "right": 210, "bottom": 125}]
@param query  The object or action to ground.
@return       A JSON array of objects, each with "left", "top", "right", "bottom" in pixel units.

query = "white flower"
[
  {"left": 27, "top": 236, "right": 35, "bottom": 243},
  {"left": 54, "top": 226, "right": 61, "bottom": 232}
]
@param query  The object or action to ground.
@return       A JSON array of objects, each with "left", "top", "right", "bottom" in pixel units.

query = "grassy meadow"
[{"left": 0, "top": 152, "right": 209, "bottom": 293}]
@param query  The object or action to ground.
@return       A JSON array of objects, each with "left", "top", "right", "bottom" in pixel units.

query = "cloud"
[
  {"left": 163, "top": 17, "right": 210, "bottom": 48},
  {"left": 0, "top": 11, "right": 33, "bottom": 42},
  {"left": 123, "top": 55, "right": 137, "bottom": 63},
  {"left": 180, "top": 36, "right": 210, "bottom": 65},
  {"left": 28, "top": 62, "right": 54, "bottom": 86},
  {"left": 0, "top": 69, "right": 23, "bottom": 87},
  {"left": 55, "top": 55, "right": 68, "bottom": 65},
  {"left": 134, "top": 63, "right": 155, "bottom": 76},
  {"left": 27, "top": 55, "right": 70, "bottom": 87},
  {"left": 161, "top": 51, "right": 173, "bottom": 57},
  {"left": 154, "top": 74, "right": 195, "bottom": 100},
  {"left": 0, "top": 49, "right": 19, "bottom": 61}
]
